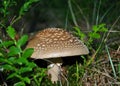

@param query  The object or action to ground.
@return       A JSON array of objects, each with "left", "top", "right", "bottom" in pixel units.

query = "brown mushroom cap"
[{"left": 26, "top": 28, "right": 89, "bottom": 59}]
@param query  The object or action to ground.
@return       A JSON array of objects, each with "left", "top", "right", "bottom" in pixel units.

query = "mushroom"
[{"left": 26, "top": 28, "right": 89, "bottom": 83}]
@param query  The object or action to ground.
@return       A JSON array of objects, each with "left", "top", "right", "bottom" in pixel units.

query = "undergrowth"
[
  {"left": 0, "top": 0, "right": 47, "bottom": 86},
  {"left": 67, "top": 0, "right": 120, "bottom": 85}
]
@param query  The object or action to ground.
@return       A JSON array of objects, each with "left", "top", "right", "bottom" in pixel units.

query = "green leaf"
[
  {"left": 23, "top": 77, "right": 30, "bottom": 84},
  {"left": 0, "top": 58, "right": 12, "bottom": 64},
  {"left": 8, "top": 57, "right": 16, "bottom": 63},
  {"left": 14, "top": 82, "right": 25, "bottom": 86},
  {"left": 92, "top": 25, "right": 99, "bottom": 32},
  {"left": 99, "top": 27, "right": 108, "bottom": 32},
  {"left": 18, "top": 67, "right": 33, "bottom": 74},
  {"left": 17, "top": 35, "right": 28, "bottom": 47},
  {"left": 15, "top": 57, "right": 28, "bottom": 65},
  {"left": 74, "top": 27, "right": 81, "bottom": 35},
  {"left": 19, "top": 0, "right": 39, "bottom": 16},
  {"left": 7, "top": 73, "right": 18, "bottom": 79},
  {"left": 22, "top": 48, "right": 34, "bottom": 58},
  {"left": 0, "top": 53, "right": 3, "bottom": 57},
  {"left": 92, "top": 24, "right": 108, "bottom": 32},
  {"left": 8, "top": 46, "right": 21, "bottom": 56},
  {"left": 89, "top": 33, "right": 100, "bottom": 39},
  {"left": 27, "top": 62, "right": 36, "bottom": 68},
  {"left": 98, "top": 23, "right": 105, "bottom": 29},
  {"left": 7, "top": 26, "right": 16, "bottom": 40},
  {"left": 0, "top": 57, "right": 5, "bottom": 63},
  {"left": 73, "top": 27, "right": 86, "bottom": 41},
  {"left": 2, "top": 64, "right": 16, "bottom": 70},
  {"left": 0, "top": 41, "right": 14, "bottom": 48}
]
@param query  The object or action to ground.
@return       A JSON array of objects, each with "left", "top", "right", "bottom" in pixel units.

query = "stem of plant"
[{"left": 105, "top": 45, "right": 117, "bottom": 79}]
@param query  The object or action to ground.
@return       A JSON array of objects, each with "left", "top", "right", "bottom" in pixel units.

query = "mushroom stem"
[
  {"left": 47, "top": 63, "right": 62, "bottom": 83},
  {"left": 47, "top": 58, "right": 63, "bottom": 83}
]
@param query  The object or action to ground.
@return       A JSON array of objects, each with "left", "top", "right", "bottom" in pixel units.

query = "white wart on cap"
[{"left": 26, "top": 28, "right": 89, "bottom": 59}]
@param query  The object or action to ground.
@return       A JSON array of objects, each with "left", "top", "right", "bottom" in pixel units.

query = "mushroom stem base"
[{"left": 47, "top": 63, "right": 62, "bottom": 83}]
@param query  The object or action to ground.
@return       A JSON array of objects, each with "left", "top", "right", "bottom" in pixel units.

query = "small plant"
[
  {"left": 74, "top": 24, "right": 108, "bottom": 46},
  {"left": 70, "top": 24, "right": 108, "bottom": 85},
  {"left": 0, "top": 0, "right": 39, "bottom": 39},
  {"left": 0, "top": 1, "right": 47, "bottom": 85},
  {"left": 88, "top": 24, "right": 108, "bottom": 45},
  {"left": 73, "top": 27, "right": 86, "bottom": 41},
  {"left": 0, "top": 26, "right": 46, "bottom": 85}
]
